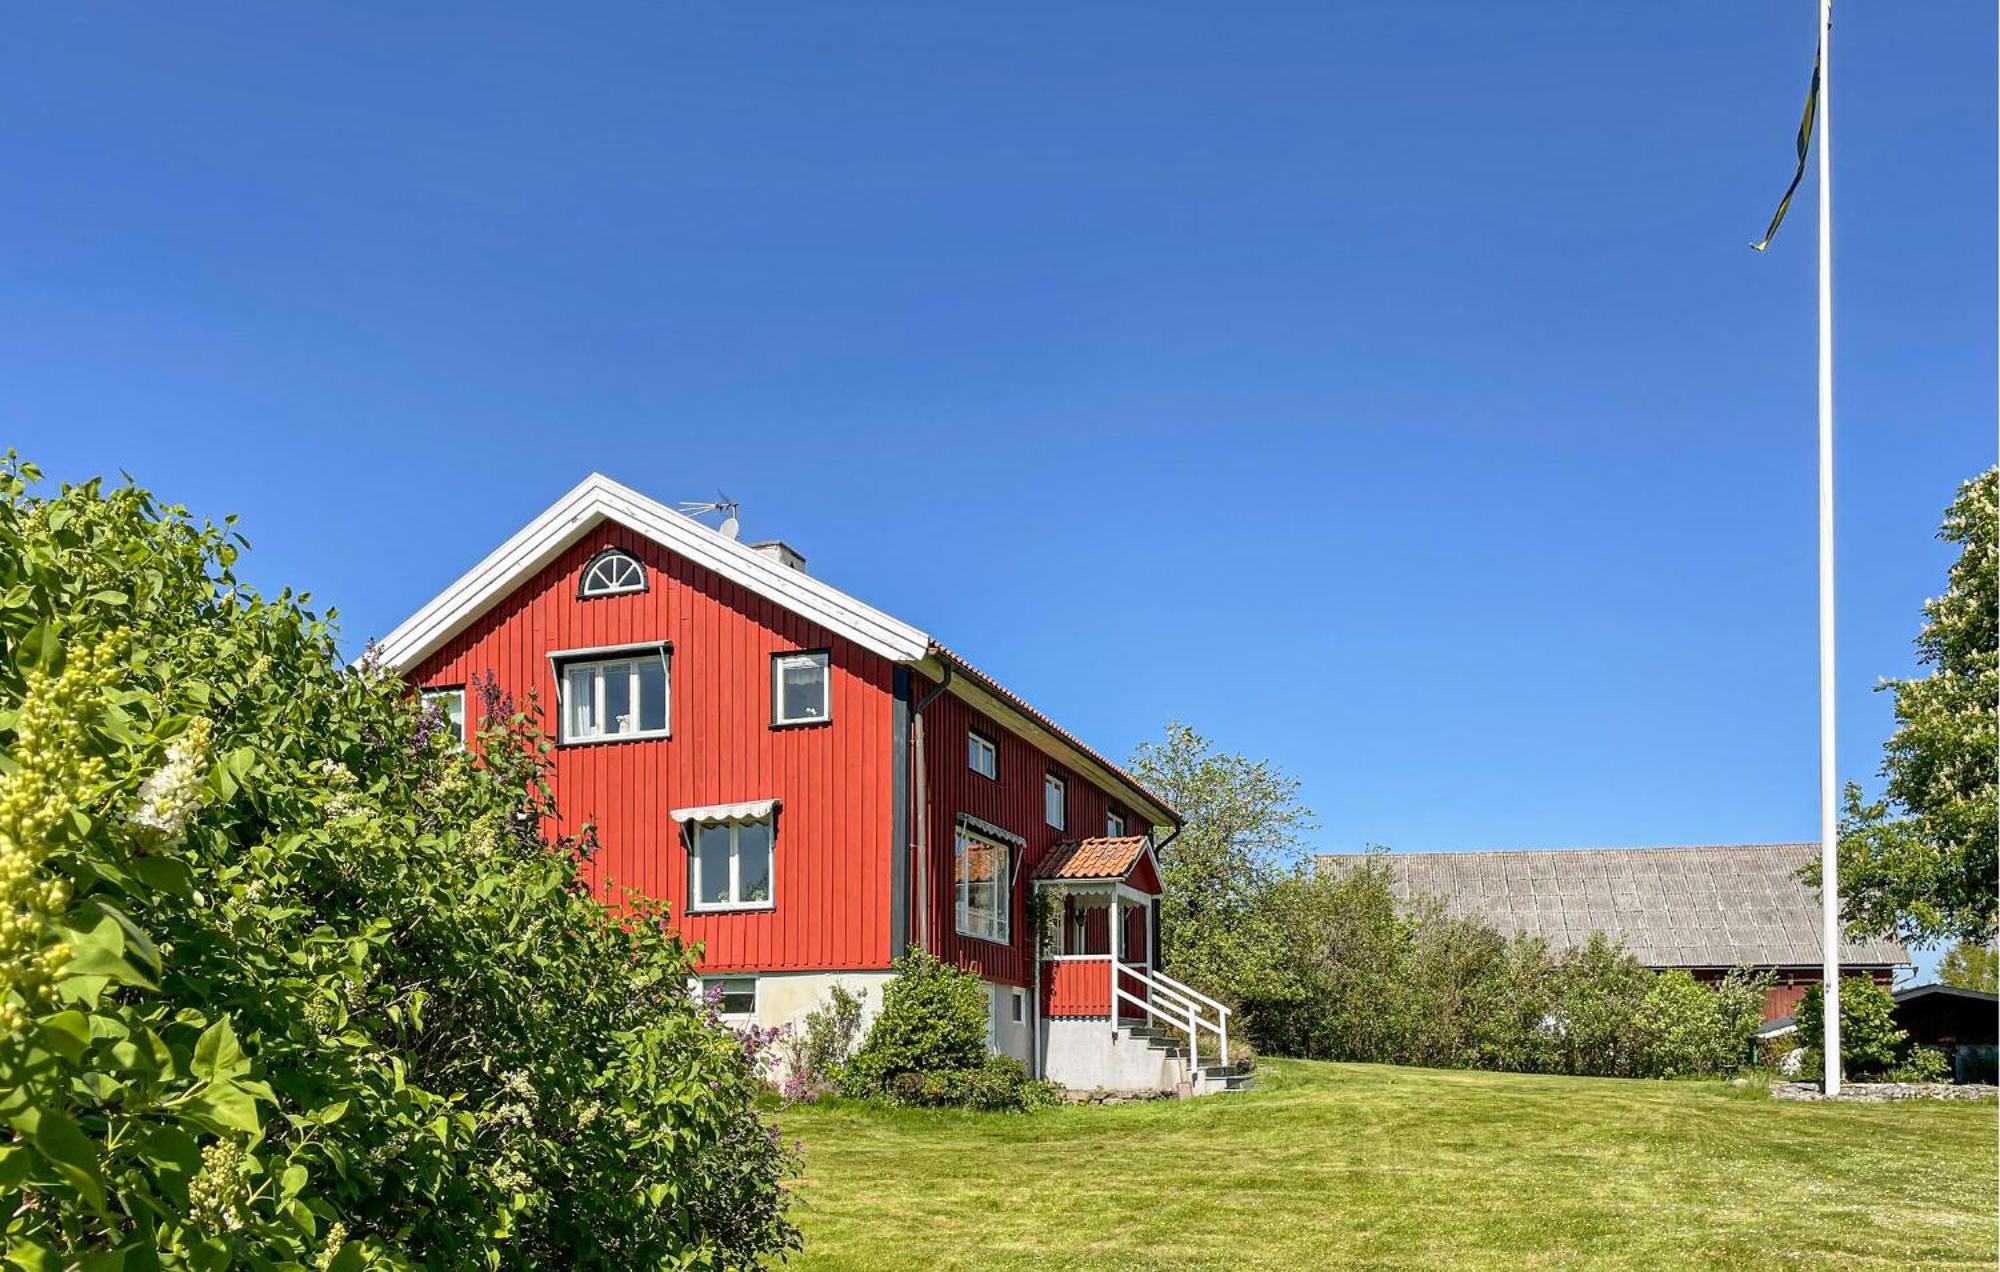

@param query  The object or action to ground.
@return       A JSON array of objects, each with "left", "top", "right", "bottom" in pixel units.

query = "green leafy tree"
[
  {"left": 1127, "top": 722, "right": 1316, "bottom": 997},
  {"left": 1938, "top": 942, "right": 1999, "bottom": 992},
  {"left": 1634, "top": 970, "right": 1769, "bottom": 1078},
  {"left": 1831, "top": 469, "right": 1998, "bottom": 946},
  {"left": 0, "top": 459, "right": 797, "bottom": 1267},
  {"left": 1796, "top": 977, "right": 1908, "bottom": 1079},
  {"left": 1245, "top": 858, "right": 1410, "bottom": 1060},
  {"left": 1546, "top": 934, "right": 1654, "bottom": 1077}
]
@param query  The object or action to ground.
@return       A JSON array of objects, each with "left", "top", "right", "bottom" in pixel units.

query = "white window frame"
[
  {"left": 687, "top": 816, "right": 777, "bottom": 913},
  {"left": 1010, "top": 988, "right": 1025, "bottom": 1023},
  {"left": 1044, "top": 773, "right": 1065, "bottom": 830},
  {"left": 771, "top": 650, "right": 832, "bottom": 727},
  {"left": 579, "top": 548, "right": 646, "bottom": 598},
  {"left": 551, "top": 643, "right": 671, "bottom": 745},
  {"left": 421, "top": 687, "right": 467, "bottom": 746},
  {"left": 1106, "top": 809, "right": 1126, "bottom": 838},
  {"left": 702, "top": 975, "right": 757, "bottom": 1021},
  {"left": 968, "top": 730, "right": 998, "bottom": 780},
  {"left": 954, "top": 826, "right": 1011, "bottom": 945}
]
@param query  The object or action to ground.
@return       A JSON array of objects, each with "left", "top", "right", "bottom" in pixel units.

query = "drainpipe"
[
  {"left": 1029, "top": 883, "right": 1043, "bottom": 1080},
  {"left": 909, "top": 665, "right": 953, "bottom": 953},
  {"left": 1147, "top": 825, "right": 1180, "bottom": 972}
]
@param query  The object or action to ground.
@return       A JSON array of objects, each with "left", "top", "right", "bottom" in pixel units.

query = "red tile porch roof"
[{"left": 1032, "top": 836, "right": 1153, "bottom": 882}]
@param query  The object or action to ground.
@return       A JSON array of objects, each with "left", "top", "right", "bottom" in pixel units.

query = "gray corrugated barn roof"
[{"left": 1317, "top": 843, "right": 1908, "bottom": 970}]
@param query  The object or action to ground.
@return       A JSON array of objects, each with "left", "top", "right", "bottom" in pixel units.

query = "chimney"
[{"left": 748, "top": 540, "right": 807, "bottom": 573}]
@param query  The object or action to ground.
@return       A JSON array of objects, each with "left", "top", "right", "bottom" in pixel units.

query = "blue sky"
[{"left": 4, "top": 6, "right": 1992, "bottom": 953}]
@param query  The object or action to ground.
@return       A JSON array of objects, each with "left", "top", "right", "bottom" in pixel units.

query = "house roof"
[
  {"left": 1894, "top": 983, "right": 1999, "bottom": 1007},
  {"left": 1032, "top": 836, "right": 1154, "bottom": 882},
  {"left": 372, "top": 473, "right": 1178, "bottom": 825},
  {"left": 927, "top": 643, "right": 1179, "bottom": 826},
  {"left": 373, "top": 473, "right": 928, "bottom": 667},
  {"left": 1317, "top": 843, "right": 1910, "bottom": 970}
]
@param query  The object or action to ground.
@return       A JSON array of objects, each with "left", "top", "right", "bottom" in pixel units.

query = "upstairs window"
[
  {"left": 420, "top": 687, "right": 467, "bottom": 746},
  {"left": 689, "top": 816, "right": 775, "bottom": 911},
  {"left": 556, "top": 645, "right": 669, "bottom": 743},
  {"left": 579, "top": 548, "right": 646, "bottom": 598},
  {"left": 1044, "top": 773, "right": 1066, "bottom": 830},
  {"left": 772, "top": 650, "right": 831, "bottom": 726},
  {"left": 968, "top": 730, "right": 998, "bottom": 780},
  {"left": 1106, "top": 809, "right": 1126, "bottom": 838},
  {"left": 955, "top": 827, "right": 1011, "bottom": 944}
]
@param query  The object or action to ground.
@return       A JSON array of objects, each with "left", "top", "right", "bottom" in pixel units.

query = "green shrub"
[
  {"left": 1229, "top": 865, "right": 1768, "bottom": 1081},
  {"left": 1887, "top": 1045, "right": 1951, "bottom": 1084},
  {"left": 1236, "top": 860, "right": 1411, "bottom": 1063},
  {"left": 0, "top": 459, "right": 797, "bottom": 1267},
  {"left": 1757, "top": 1032, "right": 1804, "bottom": 1073},
  {"left": 780, "top": 982, "right": 866, "bottom": 1102},
  {"left": 843, "top": 949, "right": 990, "bottom": 1096},
  {"left": 1796, "top": 977, "right": 1908, "bottom": 1079},
  {"left": 1549, "top": 934, "right": 1653, "bottom": 1077},
  {"left": 1635, "top": 969, "right": 1771, "bottom": 1078},
  {"left": 841, "top": 952, "right": 1056, "bottom": 1111}
]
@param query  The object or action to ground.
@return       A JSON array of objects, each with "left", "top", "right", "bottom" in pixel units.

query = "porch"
[{"left": 1030, "top": 838, "right": 1244, "bottom": 1095}]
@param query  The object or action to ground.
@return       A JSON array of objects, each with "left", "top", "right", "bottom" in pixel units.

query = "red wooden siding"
[
  {"left": 1116, "top": 965, "right": 1149, "bottom": 1021},
  {"left": 1063, "top": 899, "right": 1149, "bottom": 958},
  {"left": 911, "top": 672, "right": 1153, "bottom": 989},
  {"left": 1126, "top": 853, "right": 1162, "bottom": 896},
  {"left": 1689, "top": 966, "right": 1897, "bottom": 1022},
  {"left": 1043, "top": 960, "right": 1110, "bottom": 1017},
  {"left": 1041, "top": 960, "right": 1151, "bottom": 1020},
  {"left": 409, "top": 525, "right": 899, "bottom": 975}
]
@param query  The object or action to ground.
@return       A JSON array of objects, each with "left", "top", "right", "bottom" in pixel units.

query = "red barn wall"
[
  {"left": 409, "top": 525, "right": 899, "bottom": 975},
  {"left": 1688, "top": 966, "right": 1898, "bottom": 1021},
  {"left": 910, "top": 672, "right": 1154, "bottom": 988}
]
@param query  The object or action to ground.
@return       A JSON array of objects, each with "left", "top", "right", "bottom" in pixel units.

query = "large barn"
[{"left": 1317, "top": 843, "right": 1910, "bottom": 1020}]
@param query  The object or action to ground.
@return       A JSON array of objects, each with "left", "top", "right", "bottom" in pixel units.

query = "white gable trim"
[{"left": 372, "top": 473, "right": 930, "bottom": 671}]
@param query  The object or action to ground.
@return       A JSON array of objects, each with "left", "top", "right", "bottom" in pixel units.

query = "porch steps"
[{"left": 1122, "top": 1024, "right": 1256, "bottom": 1094}]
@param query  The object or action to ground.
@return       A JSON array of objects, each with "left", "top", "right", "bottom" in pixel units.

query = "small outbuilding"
[{"left": 1891, "top": 983, "right": 1998, "bottom": 1084}]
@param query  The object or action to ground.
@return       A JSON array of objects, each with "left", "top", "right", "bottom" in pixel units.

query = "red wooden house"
[{"left": 375, "top": 474, "right": 1239, "bottom": 1094}]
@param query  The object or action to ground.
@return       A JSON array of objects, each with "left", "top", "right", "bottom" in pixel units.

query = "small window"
[
  {"left": 1044, "top": 773, "right": 1065, "bottom": 830},
  {"left": 968, "top": 730, "right": 998, "bottom": 780},
  {"left": 558, "top": 647, "right": 669, "bottom": 743},
  {"left": 421, "top": 687, "right": 467, "bottom": 746},
  {"left": 703, "top": 976, "right": 757, "bottom": 1019},
  {"left": 772, "top": 651, "right": 831, "bottom": 726},
  {"left": 1010, "top": 989, "right": 1025, "bottom": 1023},
  {"left": 954, "top": 827, "right": 1011, "bottom": 944},
  {"left": 689, "top": 816, "right": 775, "bottom": 911},
  {"left": 1106, "top": 809, "right": 1126, "bottom": 838},
  {"left": 579, "top": 548, "right": 646, "bottom": 598}
]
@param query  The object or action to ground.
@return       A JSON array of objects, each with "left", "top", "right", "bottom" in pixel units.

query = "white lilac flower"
[{"left": 129, "top": 719, "right": 213, "bottom": 846}]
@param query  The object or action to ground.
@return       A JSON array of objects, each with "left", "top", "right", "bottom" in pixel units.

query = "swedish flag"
[{"left": 1751, "top": 48, "right": 1822, "bottom": 251}]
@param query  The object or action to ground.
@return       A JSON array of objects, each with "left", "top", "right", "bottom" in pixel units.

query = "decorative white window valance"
[
  {"left": 955, "top": 812, "right": 1025, "bottom": 849},
  {"left": 670, "top": 798, "right": 780, "bottom": 825}
]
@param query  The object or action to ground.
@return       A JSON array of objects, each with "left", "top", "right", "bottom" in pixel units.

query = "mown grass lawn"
[{"left": 777, "top": 1059, "right": 1996, "bottom": 1270}]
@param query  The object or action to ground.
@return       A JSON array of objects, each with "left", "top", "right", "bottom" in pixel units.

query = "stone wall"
[{"left": 1770, "top": 1081, "right": 1998, "bottom": 1102}]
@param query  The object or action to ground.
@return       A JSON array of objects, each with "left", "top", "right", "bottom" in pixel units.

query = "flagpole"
[{"left": 1815, "top": 0, "right": 1842, "bottom": 1097}]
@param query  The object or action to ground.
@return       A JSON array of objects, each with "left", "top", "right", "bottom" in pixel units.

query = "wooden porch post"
[{"left": 1107, "top": 892, "right": 1120, "bottom": 1041}]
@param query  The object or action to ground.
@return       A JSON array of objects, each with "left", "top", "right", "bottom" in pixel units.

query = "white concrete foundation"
[
  {"left": 988, "top": 982, "right": 1033, "bottom": 1067},
  {"left": 1040, "top": 1017, "right": 1188, "bottom": 1092}
]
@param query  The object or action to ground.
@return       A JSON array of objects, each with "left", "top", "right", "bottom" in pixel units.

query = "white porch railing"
[{"left": 1109, "top": 958, "right": 1231, "bottom": 1068}]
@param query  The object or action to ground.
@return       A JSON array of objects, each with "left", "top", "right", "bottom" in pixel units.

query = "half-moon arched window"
[{"left": 579, "top": 548, "right": 646, "bottom": 598}]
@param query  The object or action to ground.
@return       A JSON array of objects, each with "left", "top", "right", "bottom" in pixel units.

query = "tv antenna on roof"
[{"left": 677, "top": 494, "right": 740, "bottom": 540}]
